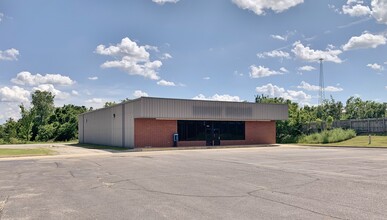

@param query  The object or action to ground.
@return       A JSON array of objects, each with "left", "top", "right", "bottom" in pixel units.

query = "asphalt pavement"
[{"left": 1, "top": 146, "right": 387, "bottom": 219}]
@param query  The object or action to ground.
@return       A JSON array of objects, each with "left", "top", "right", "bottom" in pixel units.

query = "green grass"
[
  {"left": 322, "top": 135, "right": 387, "bottom": 147},
  {"left": 298, "top": 128, "right": 356, "bottom": 144},
  {"left": 0, "top": 148, "right": 56, "bottom": 157}
]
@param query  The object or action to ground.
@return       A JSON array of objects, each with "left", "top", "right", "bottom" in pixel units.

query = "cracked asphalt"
[{"left": 1, "top": 146, "right": 387, "bottom": 219}]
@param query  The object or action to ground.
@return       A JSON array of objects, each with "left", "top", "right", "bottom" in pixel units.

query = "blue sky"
[{"left": 0, "top": 0, "right": 386, "bottom": 123}]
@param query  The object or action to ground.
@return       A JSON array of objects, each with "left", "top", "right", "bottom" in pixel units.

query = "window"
[{"left": 178, "top": 120, "right": 245, "bottom": 141}]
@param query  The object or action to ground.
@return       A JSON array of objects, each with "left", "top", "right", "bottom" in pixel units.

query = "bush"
[{"left": 298, "top": 128, "right": 356, "bottom": 144}]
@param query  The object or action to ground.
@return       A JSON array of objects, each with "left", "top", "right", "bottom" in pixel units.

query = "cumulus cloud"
[
  {"left": 257, "top": 50, "right": 290, "bottom": 59},
  {"left": 88, "top": 76, "right": 98, "bottom": 80},
  {"left": 292, "top": 41, "right": 343, "bottom": 63},
  {"left": 161, "top": 53, "right": 172, "bottom": 60},
  {"left": 11, "top": 71, "right": 75, "bottom": 86},
  {"left": 256, "top": 83, "right": 311, "bottom": 104},
  {"left": 0, "top": 48, "right": 19, "bottom": 61},
  {"left": 371, "top": 0, "right": 387, "bottom": 24},
  {"left": 152, "top": 0, "right": 179, "bottom": 5},
  {"left": 0, "top": 13, "right": 3, "bottom": 22},
  {"left": 71, "top": 90, "right": 79, "bottom": 96},
  {"left": 0, "top": 86, "right": 30, "bottom": 103},
  {"left": 342, "top": 0, "right": 371, "bottom": 17},
  {"left": 95, "top": 37, "right": 163, "bottom": 80},
  {"left": 298, "top": 65, "right": 316, "bottom": 71},
  {"left": 203, "top": 76, "right": 210, "bottom": 80},
  {"left": 86, "top": 98, "right": 104, "bottom": 104},
  {"left": 33, "top": 84, "right": 70, "bottom": 100},
  {"left": 297, "top": 81, "right": 343, "bottom": 92},
  {"left": 342, "top": 32, "right": 386, "bottom": 50},
  {"left": 192, "top": 94, "right": 242, "bottom": 102},
  {"left": 157, "top": 80, "right": 176, "bottom": 86},
  {"left": 249, "top": 65, "right": 284, "bottom": 78},
  {"left": 232, "top": 0, "right": 304, "bottom": 15},
  {"left": 280, "top": 67, "right": 289, "bottom": 73},
  {"left": 367, "top": 63, "right": 384, "bottom": 71},
  {"left": 133, "top": 90, "right": 149, "bottom": 98}
]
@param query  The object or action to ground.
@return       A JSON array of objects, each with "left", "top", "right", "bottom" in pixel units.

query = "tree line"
[
  {"left": 255, "top": 95, "right": 387, "bottom": 143},
  {"left": 0, "top": 91, "right": 88, "bottom": 144}
]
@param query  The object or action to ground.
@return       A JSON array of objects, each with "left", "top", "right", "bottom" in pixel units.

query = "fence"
[
  {"left": 332, "top": 118, "right": 387, "bottom": 134},
  {"left": 302, "top": 118, "right": 387, "bottom": 134}
]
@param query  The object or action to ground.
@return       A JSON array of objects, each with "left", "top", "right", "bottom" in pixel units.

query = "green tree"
[
  {"left": 3, "top": 118, "right": 18, "bottom": 142},
  {"left": 18, "top": 104, "right": 35, "bottom": 142},
  {"left": 326, "top": 116, "right": 334, "bottom": 130},
  {"left": 31, "top": 91, "right": 55, "bottom": 140}
]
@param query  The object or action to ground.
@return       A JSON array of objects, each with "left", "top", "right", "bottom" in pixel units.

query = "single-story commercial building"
[{"left": 78, "top": 97, "right": 288, "bottom": 148}]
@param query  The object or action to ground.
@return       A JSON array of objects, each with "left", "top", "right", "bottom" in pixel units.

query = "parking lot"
[{"left": 1, "top": 145, "right": 387, "bottom": 219}]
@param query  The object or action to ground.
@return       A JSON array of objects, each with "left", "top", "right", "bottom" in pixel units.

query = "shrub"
[{"left": 298, "top": 128, "right": 356, "bottom": 144}]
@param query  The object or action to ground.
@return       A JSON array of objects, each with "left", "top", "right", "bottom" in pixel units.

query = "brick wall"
[
  {"left": 134, "top": 119, "right": 276, "bottom": 148},
  {"left": 134, "top": 118, "right": 177, "bottom": 148}
]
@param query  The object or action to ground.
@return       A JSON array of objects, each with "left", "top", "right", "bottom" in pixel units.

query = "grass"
[
  {"left": 0, "top": 148, "right": 56, "bottom": 157},
  {"left": 298, "top": 128, "right": 356, "bottom": 144},
  {"left": 322, "top": 135, "right": 387, "bottom": 147}
]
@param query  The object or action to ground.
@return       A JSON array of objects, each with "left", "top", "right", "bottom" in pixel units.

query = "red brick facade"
[{"left": 134, "top": 118, "right": 276, "bottom": 148}]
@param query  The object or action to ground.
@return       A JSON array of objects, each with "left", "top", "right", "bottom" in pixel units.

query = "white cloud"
[
  {"left": 371, "top": 0, "right": 387, "bottom": 24},
  {"left": 271, "top": 35, "right": 286, "bottom": 41},
  {"left": 0, "top": 48, "right": 19, "bottom": 61},
  {"left": 249, "top": 65, "right": 284, "bottom": 78},
  {"left": 298, "top": 65, "right": 316, "bottom": 71},
  {"left": 33, "top": 84, "right": 70, "bottom": 100},
  {"left": 292, "top": 41, "right": 343, "bottom": 63},
  {"left": 367, "top": 63, "right": 384, "bottom": 71},
  {"left": 280, "top": 67, "right": 289, "bottom": 73},
  {"left": 161, "top": 53, "right": 172, "bottom": 60},
  {"left": 0, "top": 13, "right": 3, "bottom": 22},
  {"left": 192, "top": 94, "right": 242, "bottom": 102},
  {"left": 157, "top": 80, "right": 176, "bottom": 86},
  {"left": 86, "top": 98, "right": 104, "bottom": 104},
  {"left": 96, "top": 37, "right": 163, "bottom": 80},
  {"left": 255, "top": 83, "right": 311, "bottom": 104},
  {"left": 71, "top": 90, "right": 79, "bottom": 96},
  {"left": 152, "top": 0, "right": 179, "bottom": 5},
  {"left": 133, "top": 90, "right": 149, "bottom": 98},
  {"left": 257, "top": 50, "right": 290, "bottom": 59},
  {"left": 232, "top": 0, "right": 304, "bottom": 15},
  {"left": 203, "top": 76, "right": 210, "bottom": 80},
  {"left": 0, "top": 86, "right": 30, "bottom": 103},
  {"left": 88, "top": 76, "right": 98, "bottom": 80},
  {"left": 297, "top": 81, "right": 344, "bottom": 92},
  {"left": 342, "top": 33, "right": 386, "bottom": 50},
  {"left": 342, "top": 1, "right": 371, "bottom": 17},
  {"left": 11, "top": 71, "right": 75, "bottom": 86}
]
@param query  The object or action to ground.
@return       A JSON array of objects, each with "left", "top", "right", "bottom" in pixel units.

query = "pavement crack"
[
  {"left": 247, "top": 192, "right": 346, "bottom": 220},
  {"left": 0, "top": 196, "right": 10, "bottom": 219},
  {"left": 69, "top": 171, "right": 75, "bottom": 178}
]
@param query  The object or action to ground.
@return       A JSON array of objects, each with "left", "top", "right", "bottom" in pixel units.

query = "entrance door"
[
  {"left": 213, "top": 129, "right": 220, "bottom": 146},
  {"left": 205, "top": 127, "right": 213, "bottom": 146}
]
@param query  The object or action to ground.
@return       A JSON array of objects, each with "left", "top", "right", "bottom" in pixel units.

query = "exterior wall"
[
  {"left": 78, "top": 115, "right": 84, "bottom": 143},
  {"left": 124, "top": 101, "right": 136, "bottom": 148},
  {"left": 82, "top": 105, "right": 123, "bottom": 147},
  {"left": 134, "top": 119, "right": 276, "bottom": 148},
  {"left": 138, "top": 97, "right": 288, "bottom": 121},
  {"left": 134, "top": 118, "right": 177, "bottom": 148}
]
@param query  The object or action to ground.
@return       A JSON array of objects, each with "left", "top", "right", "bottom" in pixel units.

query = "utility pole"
[{"left": 318, "top": 58, "right": 325, "bottom": 105}]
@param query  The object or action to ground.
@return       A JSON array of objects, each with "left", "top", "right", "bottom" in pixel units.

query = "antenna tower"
[{"left": 318, "top": 58, "right": 325, "bottom": 105}]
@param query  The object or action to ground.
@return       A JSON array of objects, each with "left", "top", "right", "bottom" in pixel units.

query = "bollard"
[{"left": 368, "top": 134, "right": 371, "bottom": 145}]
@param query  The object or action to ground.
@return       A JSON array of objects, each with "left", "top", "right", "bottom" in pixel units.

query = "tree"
[
  {"left": 18, "top": 104, "right": 35, "bottom": 142},
  {"left": 3, "top": 118, "right": 18, "bottom": 142},
  {"left": 31, "top": 91, "right": 55, "bottom": 140},
  {"left": 326, "top": 116, "right": 334, "bottom": 130},
  {"left": 104, "top": 101, "right": 117, "bottom": 107}
]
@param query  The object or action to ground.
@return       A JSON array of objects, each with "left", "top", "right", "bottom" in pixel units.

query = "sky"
[{"left": 0, "top": 0, "right": 386, "bottom": 123}]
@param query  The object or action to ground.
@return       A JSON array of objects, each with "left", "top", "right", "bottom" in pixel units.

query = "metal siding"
[
  {"left": 124, "top": 101, "right": 135, "bottom": 148},
  {"left": 139, "top": 97, "right": 288, "bottom": 120},
  {"left": 78, "top": 115, "right": 84, "bottom": 143}
]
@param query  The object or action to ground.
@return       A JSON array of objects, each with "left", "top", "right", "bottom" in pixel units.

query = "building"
[{"left": 78, "top": 97, "right": 288, "bottom": 148}]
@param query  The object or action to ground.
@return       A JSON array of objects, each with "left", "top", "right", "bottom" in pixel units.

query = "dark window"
[{"left": 178, "top": 120, "right": 245, "bottom": 141}]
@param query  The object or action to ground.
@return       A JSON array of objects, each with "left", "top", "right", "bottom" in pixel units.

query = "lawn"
[
  {"left": 322, "top": 135, "right": 387, "bottom": 147},
  {"left": 0, "top": 148, "right": 55, "bottom": 157}
]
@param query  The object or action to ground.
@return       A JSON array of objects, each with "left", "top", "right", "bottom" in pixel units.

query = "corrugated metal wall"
[{"left": 138, "top": 97, "right": 288, "bottom": 120}]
